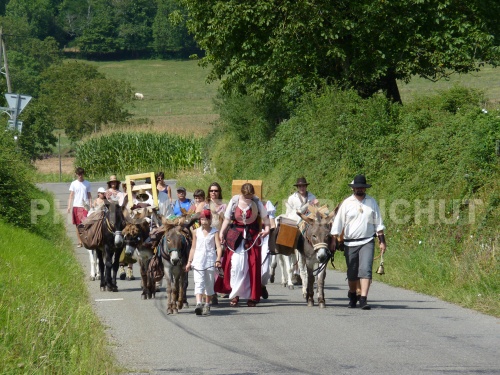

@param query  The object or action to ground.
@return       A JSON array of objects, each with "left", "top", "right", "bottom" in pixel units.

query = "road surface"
[{"left": 40, "top": 182, "right": 500, "bottom": 375}]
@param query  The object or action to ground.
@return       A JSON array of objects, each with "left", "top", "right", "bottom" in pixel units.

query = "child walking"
[{"left": 186, "top": 209, "right": 222, "bottom": 315}]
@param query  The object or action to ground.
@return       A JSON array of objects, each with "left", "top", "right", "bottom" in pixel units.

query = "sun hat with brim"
[
  {"left": 97, "top": 187, "right": 106, "bottom": 193},
  {"left": 293, "top": 177, "right": 310, "bottom": 187},
  {"left": 107, "top": 175, "right": 121, "bottom": 187},
  {"left": 348, "top": 174, "right": 372, "bottom": 188}
]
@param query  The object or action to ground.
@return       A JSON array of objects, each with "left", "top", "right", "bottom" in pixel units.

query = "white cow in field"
[{"left": 135, "top": 92, "right": 144, "bottom": 100}]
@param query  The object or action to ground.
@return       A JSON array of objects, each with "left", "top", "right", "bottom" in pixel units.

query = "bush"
[
  {"left": 0, "top": 132, "right": 65, "bottom": 242},
  {"left": 206, "top": 85, "right": 500, "bottom": 315}
]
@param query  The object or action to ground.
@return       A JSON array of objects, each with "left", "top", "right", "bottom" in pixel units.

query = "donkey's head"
[
  {"left": 163, "top": 225, "right": 189, "bottom": 266},
  {"left": 298, "top": 206, "right": 335, "bottom": 263}
]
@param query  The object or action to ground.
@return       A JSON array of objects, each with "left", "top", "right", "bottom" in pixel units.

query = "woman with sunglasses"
[{"left": 207, "top": 182, "right": 226, "bottom": 230}]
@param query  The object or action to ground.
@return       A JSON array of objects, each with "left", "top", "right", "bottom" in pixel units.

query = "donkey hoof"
[
  {"left": 319, "top": 302, "right": 326, "bottom": 309},
  {"left": 100, "top": 286, "right": 106, "bottom": 292},
  {"left": 172, "top": 309, "right": 178, "bottom": 315},
  {"left": 141, "top": 294, "right": 147, "bottom": 300},
  {"left": 303, "top": 293, "right": 307, "bottom": 299},
  {"left": 270, "top": 275, "right": 275, "bottom": 283},
  {"left": 106, "top": 286, "right": 113, "bottom": 292},
  {"left": 90, "top": 276, "right": 95, "bottom": 281},
  {"left": 281, "top": 283, "right": 287, "bottom": 288},
  {"left": 167, "top": 309, "right": 173, "bottom": 315},
  {"left": 307, "top": 301, "right": 314, "bottom": 307},
  {"left": 288, "top": 285, "right": 295, "bottom": 290},
  {"left": 112, "top": 287, "right": 118, "bottom": 292}
]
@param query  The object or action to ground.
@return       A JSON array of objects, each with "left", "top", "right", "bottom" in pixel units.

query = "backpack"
[{"left": 78, "top": 211, "right": 105, "bottom": 250}]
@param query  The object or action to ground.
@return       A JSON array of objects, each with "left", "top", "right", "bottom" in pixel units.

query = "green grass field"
[
  {"left": 88, "top": 59, "right": 220, "bottom": 135},
  {"left": 399, "top": 66, "right": 500, "bottom": 106}
]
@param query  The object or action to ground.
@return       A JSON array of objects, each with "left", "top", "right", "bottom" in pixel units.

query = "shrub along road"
[{"left": 41, "top": 182, "right": 499, "bottom": 375}]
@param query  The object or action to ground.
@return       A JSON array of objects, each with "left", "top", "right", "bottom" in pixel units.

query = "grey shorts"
[{"left": 344, "top": 240, "right": 375, "bottom": 280}]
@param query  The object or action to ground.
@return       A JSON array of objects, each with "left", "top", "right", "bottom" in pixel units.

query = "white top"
[
  {"left": 285, "top": 191, "right": 317, "bottom": 222},
  {"left": 265, "top": 200, "right": 277, "bottom": 219},
  {"left": 69, "top": 180, "right": 91, "bottom": 207},
  {"left": 158, "top": 190, "right": 174, "bottom": 217},
  {"left": 192, "top": 227, "right": 218, "bottom": 269},
  {"left": 330, "top": 194, "right": 385, "bottom": 246}
]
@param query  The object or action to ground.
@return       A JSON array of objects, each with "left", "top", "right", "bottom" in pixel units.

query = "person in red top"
[{"left": 215, "top": 183, "right": 270, "bottom": 307}]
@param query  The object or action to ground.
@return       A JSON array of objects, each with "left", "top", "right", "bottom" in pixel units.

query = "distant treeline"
[{"left": 1, "top": 0, "right": 198, "bottom": 59}]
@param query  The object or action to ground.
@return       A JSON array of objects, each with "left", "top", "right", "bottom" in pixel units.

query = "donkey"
[
  {"left": 296, "top": 207, "right": 336, "bottom": 308},
  {"left": 122, "top": 220, "right": 154, "bottom": 299},
  {"left": 270, "top": 206, "right": 335, "bottom": 307},
  {"left": 95, "top": 200, "right": 127, "bottom": 292},
  {"left": 159, "top": 223, "right": 191, "bottom": 314}
]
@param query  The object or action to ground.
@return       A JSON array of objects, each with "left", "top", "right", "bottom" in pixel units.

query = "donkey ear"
[{"left": 298, "top": 211, "right": 314, "bottom": 225}]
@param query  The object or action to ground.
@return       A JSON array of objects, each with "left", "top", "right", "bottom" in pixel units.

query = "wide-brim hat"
[
  {"left": 293, "top": 177, "right": 309, "bottom": 187},
  {"left": 107, "top": 175, "right": 121, "bottom": 186},
  {"left": 348, "top": 174, "right": 372, "bottom": 188}
]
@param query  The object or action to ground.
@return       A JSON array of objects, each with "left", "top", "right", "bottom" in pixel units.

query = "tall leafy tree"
[
  {"left": 114, "top": 0, "right": 156, "bottom": 54},
  {"left": 39, "top": 61, "right": 133, "bottom": 141},
  {"left": 153, "top": 0, "right": 195, "bottom": 56},
  {"left": 5, "top": 0, "right": 62, "bottom": 40},
  {"left": 181, "top": 0, "right": 500, "bottom": 106},
  {"left": 75, "top": 0, "right": 120, "bottom": 55}
]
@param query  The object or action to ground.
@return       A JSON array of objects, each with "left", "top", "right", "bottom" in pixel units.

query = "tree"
[
  {"left": 181, "top": 0, "right": 500, "bottom": 106},
  {"left": 114, "top": 0, "right": 156, "bottom": 55},
  {"left": 39, "top": 61, "right": 133, "bottom": 141},
  {"left": 153, "top": 0, "right": 195, "bottom": 56},
  {"left": 17, "top": 101, "right": 57, "bottom": 161}
]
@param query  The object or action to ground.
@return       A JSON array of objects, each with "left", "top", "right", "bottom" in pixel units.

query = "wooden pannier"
[
  {"left": 232, "top": 180, "right": 263, "bottom": 199},
  {"left": 275, "top": 217, "right": 300, "bottom": 256}
]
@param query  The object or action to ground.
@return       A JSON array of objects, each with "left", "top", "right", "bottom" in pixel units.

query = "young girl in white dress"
[{"left": 186, "top": 209, "right": 223, "bottom": 315}]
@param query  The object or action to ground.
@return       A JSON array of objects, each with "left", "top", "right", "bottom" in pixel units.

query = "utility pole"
[{"left": 0, "top": 27, "right": 13, "bottom": 93}]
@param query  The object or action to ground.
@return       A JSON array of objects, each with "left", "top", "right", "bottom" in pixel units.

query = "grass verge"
[{"left": 0, "top": 220, "right": 120, "bottom": 374}]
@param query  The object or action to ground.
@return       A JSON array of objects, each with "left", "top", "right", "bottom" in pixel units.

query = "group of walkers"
[{"left": 67, "top": 168, "right": 386, "bottom": 314}]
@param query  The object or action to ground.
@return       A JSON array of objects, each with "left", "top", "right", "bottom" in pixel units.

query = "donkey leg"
[
  {"left": 88, "top": 250, "right": 96, "bottom": 280},
  {"left": 270, "top": 254, "right": 277, "bottom": 283},
  {"left": 164, "top": 266, "right": 174, "bottom": 314},
  {"left": 306, "top": 267, "right": 315, "bottom": 307},
  {"left": 177, "top": 272, "right": 185, "bottom": 310},
  {"left": 140, "top": 261, "right": 149, "bottom": 300},
  {"left": 96, "top": 250, "right": 106, "bottom": 291},
  {"left": 285, "top": 255, "right": 295, "bottom": 290},
  {"left": 317, "top": 268, "right": 326, "bottom": 308}
]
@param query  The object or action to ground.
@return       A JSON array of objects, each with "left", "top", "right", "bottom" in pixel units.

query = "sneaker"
[
  {"left": 359, "top": 297, "right": 371, "bottom": 310},
  {"left": 195, "top": 303, "right": 203, "bottom": 315},
  {"left": 202, "top": 304, "right": 211, "bottom": 315},
  {"left": 155, "top": 281, "right": 161, "bottom": 292},
  {"left": 126, "top": 267, "right": 135, "bottom": 281},
  {"left": 347, "top": 291, "right": 357, "bottom": 308},
  {"left": 118, "top": 265, "right": 126, "bottom": 280}
]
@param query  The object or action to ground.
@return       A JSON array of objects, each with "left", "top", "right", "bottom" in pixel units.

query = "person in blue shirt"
[{"left": 172, "top": 187, "right": 194, "bottom": 216}]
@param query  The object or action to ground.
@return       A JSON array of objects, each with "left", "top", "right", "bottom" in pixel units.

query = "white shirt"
[
  {"left": 69, "top": 180, "right": 91, "bottom": 207},
  {"left": 265, "top": 200, "right": 277, "bottom": 219},
  {"left": 330, "top": 194, "right": 385, "bottom": 246},
  {"left": 286, "top": 191, "right": 316, "bottom": 222},
  {"left": 192, "top": 227, "right": 218, "bottom": 269}
]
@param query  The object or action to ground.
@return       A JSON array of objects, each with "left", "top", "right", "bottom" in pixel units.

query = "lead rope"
[{"left": 311, "top": 242, "right": 334, "bottom": 277}]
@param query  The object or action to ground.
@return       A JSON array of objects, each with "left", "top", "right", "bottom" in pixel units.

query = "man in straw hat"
[{"left": 329, "top": 174, "right": 386, "bottom": 310}]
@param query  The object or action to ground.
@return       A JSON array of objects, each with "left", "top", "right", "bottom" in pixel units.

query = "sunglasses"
[{"left": 209, "top": 189, "right": 219, "bottom": 193}]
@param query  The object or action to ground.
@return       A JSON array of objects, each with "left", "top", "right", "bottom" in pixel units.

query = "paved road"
[{"left": 40, "top": 182, "right": 500, "bottom": 375}]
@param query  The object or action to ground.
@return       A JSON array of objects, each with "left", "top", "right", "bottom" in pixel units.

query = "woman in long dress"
[{"left": 215, "top": 183, "right": 270, "bottom": 307}]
